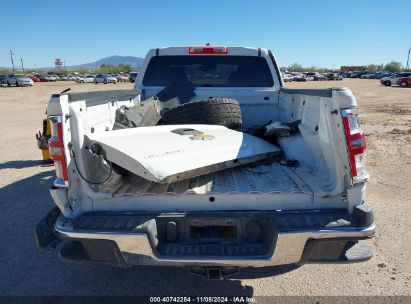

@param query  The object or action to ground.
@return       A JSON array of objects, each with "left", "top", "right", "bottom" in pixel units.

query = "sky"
[{"left": 1, "top": 0, "right": 410, "bottom": 69}]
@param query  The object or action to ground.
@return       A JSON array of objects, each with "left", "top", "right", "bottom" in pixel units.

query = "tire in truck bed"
[{"left": 160, "top": 98, "right": 242, "bottom": 130}]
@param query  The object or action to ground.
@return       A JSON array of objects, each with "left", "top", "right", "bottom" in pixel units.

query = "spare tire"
[{"left": 160, "top": 98, "right": 242, "bottom": 129}]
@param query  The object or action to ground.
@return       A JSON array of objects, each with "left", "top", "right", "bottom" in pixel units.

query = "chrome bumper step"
[{"left": 53, "top": 208, "right": 375, "bottom": 267}]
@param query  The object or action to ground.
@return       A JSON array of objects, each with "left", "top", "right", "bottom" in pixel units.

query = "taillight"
[
  {"left": 189, "top": 46, "right": 228, "bottom": 54},
  {"left": 48, "top": 116, "right": 68, "bottom": 187},
  {"left": 342, "top": 110, "right": 367, "bottom": 182}
]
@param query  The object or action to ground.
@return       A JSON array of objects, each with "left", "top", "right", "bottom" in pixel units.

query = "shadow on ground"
[
  {"left": 0, "top": 171, "right": 298, "bottom": 296},
  {"left": 0, "top": 159, "right": 51, "bottom": 170}
]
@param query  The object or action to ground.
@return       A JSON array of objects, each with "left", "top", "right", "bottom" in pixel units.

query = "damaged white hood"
[{"left": 85, "top": 125, "right": 281, "bottom": 183}]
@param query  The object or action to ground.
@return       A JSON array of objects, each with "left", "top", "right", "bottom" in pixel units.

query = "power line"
[
  {"left": 406, "top": 48, "right": 410, "bottom": 71},
  {"left": 9, "top": 50, "right": 15, "bottom": 72},
  {"left": 20, "top": 57, "right": 24, "bottom": 72}
]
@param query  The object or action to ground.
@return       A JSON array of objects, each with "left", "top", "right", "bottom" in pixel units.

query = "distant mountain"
[
  {"left": 65, "top": 55, "right": 144, "bottom": 70},
  {"left": 0, "top": 55, "right": 144, "bottom": 71}
]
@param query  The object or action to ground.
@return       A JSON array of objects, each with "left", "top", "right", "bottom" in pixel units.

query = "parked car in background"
[
  {"left": 47, "top": 75, "right": 59, "bottom": 81},
  {"left": 129, "top": 71, "right": 138, "bottom": 83},
  {"left": 59, "top": 75, "right": 68, "bottom": 81},
  {"left": 36, "top": 75, "right": 50, "bottom": 82},
  {"left": 94, "top": 74, "right": 117, "bottom": 84},
  {"left": 381, "top": 72, "right": 411, "bottom": 86},
  {"left": 370, "top": 72, "right": 382, "bottom": 79},
  {"left": 376, "top": 72, "right": 394, "bottom": 79},
  {"left": 76, "top": 75, "right": 95, "bottom": 83},
  {"left": 6, "top": 74, "right": 34, "bottom": 86},
  {"left": 350, "top": 71, "right": 367, "bottom": 78},
  {"left": 282, "top": 73, "right": 293, "bottom": 82},
  {"left": 31, "top": 75, "right": 41, "bottom": 82},
  {"left": 121, "top": 73, "right": 130, "bottom": 81},
  {"left": 72, "top": 75, "right": 82, "bottom": 82},
  {"left": 302, "top": 73, "right": 314, "bottom": 81},
  {"left": 111, "top": 74, "right": 128, "bottom": 82},
  {"left": 313, "top": 74, "right": 328, "bottom": 81},
  {"left": 293, "top": 74, "right": 307, "bottom": 81},
  {"left": 303, "top": 72, "right": 317, "bottom": 78},
  {"left": 396, "top": 76, "right": 411, "bottom": 87},
  {"left": 119, "top": 74, "right": 129, "bottom": 82},
  {"left": 360, "top": 74, "right": 372, "bottom": 79},
  {"left": 0, "top": 75, "right": 7, "bottom": 84},
  {"left": 327, "top": 73, "right": 343, "bottom": 81},
  {"left": 67, "top": 74, "right": 80, "bottom": 81}
]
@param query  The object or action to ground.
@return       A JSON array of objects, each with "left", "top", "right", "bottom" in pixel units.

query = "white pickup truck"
[{"left": 36, "top": 46, "right": 374, "bottom": 279}]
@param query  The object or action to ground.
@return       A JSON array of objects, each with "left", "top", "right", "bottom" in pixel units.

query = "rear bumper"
[
  {"left": 54, "top": 222, "right": 375, "bottom": 268},
  {"left": 44, "top": 203, "right": 375, "bottom": 268}
]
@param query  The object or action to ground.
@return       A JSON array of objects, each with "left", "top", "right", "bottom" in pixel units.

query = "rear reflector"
[{"left": 189, "top": 46, "right": 228, "bottom": 55}]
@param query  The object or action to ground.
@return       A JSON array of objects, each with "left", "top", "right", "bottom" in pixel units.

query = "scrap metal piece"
[
  {"left": 114, "top": 97, "right": 182, "bottom": 129},
  {"left": 263, "top": 120, "right": 302, "bottom": 137},
  {"left": 85, "top": 125, "right": 281, "bottom": 184},
  {"left": 264, "top": 121, "right": 291, "bottom": 137}
]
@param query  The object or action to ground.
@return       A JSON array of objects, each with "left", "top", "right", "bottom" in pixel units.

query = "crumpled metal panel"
[{"left": 86, "top": 125, "right": 281, "bottom": 184}]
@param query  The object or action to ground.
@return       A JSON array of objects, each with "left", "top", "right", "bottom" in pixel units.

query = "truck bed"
[{"left": 98, "top": 161, "right": 323, "bottom": 196}]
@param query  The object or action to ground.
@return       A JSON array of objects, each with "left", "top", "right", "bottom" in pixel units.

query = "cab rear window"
[{"left": 142, "top": 55, "right": 274, "bottom": 87}]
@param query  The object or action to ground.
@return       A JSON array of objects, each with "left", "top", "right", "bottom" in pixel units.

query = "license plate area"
[
  {"left": 187, "top": 218, "right": 239, "bottom": 243},
  {"left": 154, "top": 214, "right": 277, "bottom": 258},
  {"left": 190, "top": 225, "right": 237, "bottom": 240}
]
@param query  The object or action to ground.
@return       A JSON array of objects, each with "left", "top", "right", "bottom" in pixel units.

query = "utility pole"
[
  {"left": 406, "top": 48, "right": 410, "bottom": 71},
  {"left": 9, "top": 50, "right": 15, "bottom": 71},
  {"left": 20, "top": 57, "right": 24, "bottom": 72}
]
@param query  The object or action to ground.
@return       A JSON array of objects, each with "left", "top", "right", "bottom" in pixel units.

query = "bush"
[
  {"left": 95, "top": 64, "right": 133, "bottom": 74},
  {"left": 384, "top": 61, "right": 402, "bottom": 73},
  {"left": 47, "top": 70, "right": 69, "bottom": 76},
  {"left": 283, "top": 63, "right": 329, "bottom": 73}
]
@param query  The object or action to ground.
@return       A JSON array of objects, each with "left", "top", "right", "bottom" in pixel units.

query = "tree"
[
  {"left": 366, "top": 64, "right": 378, "bottom": 72},
  {"left": 284, "top": 63, "right": 329, "bottom": 73},
  {"left": 316, "top": 67, "right": 328, "bottom": 73},
  {"left": 384, "top": 61, "right": 402, "bottom": 73},
  {"left": 77, "top": 68, "right": 89, "bottom": 75},
  {"left": 47, "top": 69, "right": 69, "bottom": 76},
  {"left": 305, "top": 66, "right": 318, "bottom": 72},
  {"left": 95, "top": 64, "right": 133, "bottom": 74},
  {"left": 117, "top": 64, "right": 133, "bottom": 73},
  {"left": 287, "top": 63, "right": 304, "bottom": 72}
]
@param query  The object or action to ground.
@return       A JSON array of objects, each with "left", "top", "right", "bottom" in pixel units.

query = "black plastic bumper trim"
[
  {"left": 58, "top": 239, "right": 129, "bottom": 268},
  {"left": 299, "top": 238, "right": 373, "bottom": 264},
  {"left": 353, "top": 202, "right": 374, "bottom": 227},
  {"left": 35, "top": 206, "right": 61, "bottom": 249}
]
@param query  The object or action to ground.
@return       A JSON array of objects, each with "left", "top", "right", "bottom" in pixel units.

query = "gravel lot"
[{"left": 0, "top": 79, "right": 410, "bottom": 297}]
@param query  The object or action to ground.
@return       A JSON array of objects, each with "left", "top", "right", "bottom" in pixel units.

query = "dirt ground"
[{"left": 0, "top": 79, "right": 410, "bottom": 297}]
